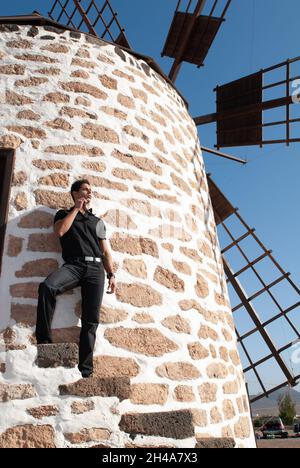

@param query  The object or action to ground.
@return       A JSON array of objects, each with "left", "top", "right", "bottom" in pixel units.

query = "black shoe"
[{"left": 81, "top": 371, "right": 92, "bottom": 379}]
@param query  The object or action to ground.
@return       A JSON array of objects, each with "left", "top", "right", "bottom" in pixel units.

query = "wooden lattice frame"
[
  {"left": 49, "top": 0, "right": 130, "bottom": 48},
  {"left": 208, "top": 176, "right": 300, "bottom": 402}
]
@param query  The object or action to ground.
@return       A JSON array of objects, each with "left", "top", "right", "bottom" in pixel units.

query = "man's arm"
[
  {"left": 99, "top": 239, "right": 116, "bottom": 294},
  {"left": 53, "top": 200, "right": 84, "bottom": 238},
  {"left": 99, "top": 240, "right": 114, "bottom": 275}
]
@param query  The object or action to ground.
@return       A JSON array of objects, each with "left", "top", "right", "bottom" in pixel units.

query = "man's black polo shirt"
[{"left": 54, "top": 207, "right": 106, "bottom": 261}]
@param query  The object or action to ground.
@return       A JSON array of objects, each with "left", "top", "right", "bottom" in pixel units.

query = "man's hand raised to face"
[{"left": 74, "top": 198, "right": 86, "bottom": 211}]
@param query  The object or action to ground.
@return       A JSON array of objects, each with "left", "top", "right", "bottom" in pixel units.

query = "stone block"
[
  {"left": 59, "top": 377, "right": 130, "bottom": 401},
  {"left": 36, "top": 343, "right": 78, "bottom": 368},
  {"left": 195, "top": 437, "right": 236, "bottom": 449},
  {"left": 119, "top": 410, "right": 194, "bottom": 439}
]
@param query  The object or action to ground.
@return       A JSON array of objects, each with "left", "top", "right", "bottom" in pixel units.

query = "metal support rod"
[
  {"left": 201, "top": 146, "right": 246, "bottom": 164},
  {"left": 286, "top": 59, "right": 290, "bottom": 146}
]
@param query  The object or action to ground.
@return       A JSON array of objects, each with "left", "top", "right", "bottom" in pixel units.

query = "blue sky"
[{"left": 2, "top": 0, "right": 300, "bottom": 395}]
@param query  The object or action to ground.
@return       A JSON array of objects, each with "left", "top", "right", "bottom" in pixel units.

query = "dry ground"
[{"left": 257, "top": 438, "right": 300, "bottom": 449}]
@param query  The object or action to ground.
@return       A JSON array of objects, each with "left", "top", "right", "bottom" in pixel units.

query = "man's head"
[{"left": 71, "top": 179, "right": 92, "bottom": 206}]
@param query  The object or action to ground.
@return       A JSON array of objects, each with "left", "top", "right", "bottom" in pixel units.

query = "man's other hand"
[{"left": 106, "top": 276, "right": 116, "bottom": 295}]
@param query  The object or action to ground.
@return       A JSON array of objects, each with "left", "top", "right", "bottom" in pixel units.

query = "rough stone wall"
[{"left": 0, "top": 24, "right": 255, "bottom": 448}]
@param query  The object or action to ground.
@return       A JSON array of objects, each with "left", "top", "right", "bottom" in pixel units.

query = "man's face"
[{"left": 74, "top": 183, "right": 92, "bottom": 206}]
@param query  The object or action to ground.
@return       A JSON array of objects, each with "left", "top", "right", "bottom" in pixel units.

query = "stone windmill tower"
[{"left": 0, "top": 1, "right": 264, "bottom": 449}]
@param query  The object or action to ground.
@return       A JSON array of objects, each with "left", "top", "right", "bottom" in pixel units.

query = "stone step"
[
  {"left": 36, "top": 343, "right": 78, "bottom": 368},
  {"left": 59, "top": 377, "right": 130, "bottom": 401},
  {"left": 119, "top": 410, "right": 195, "bottom": 440},
  {"left": 195, "top": 437, "right": 236, "bottom": 449}
]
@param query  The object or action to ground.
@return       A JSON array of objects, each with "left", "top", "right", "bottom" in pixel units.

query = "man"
[{"left": 35, "top": 179, "right": 116, "bottom": 378}]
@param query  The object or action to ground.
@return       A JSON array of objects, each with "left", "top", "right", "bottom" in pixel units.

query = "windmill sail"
[
  {"left": 48, "top": 0, "right": 131, "bottom": 48},
  {"left": 208, "top": 176, "right": 300, "bottom": 402},
  {"left": 195, "top": 56, "right": 300, "bottom": 148},
  {"left": 162, "top": 0, "right": 232, "bottom": 82}
]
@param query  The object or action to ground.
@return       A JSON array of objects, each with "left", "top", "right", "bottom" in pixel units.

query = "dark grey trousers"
[{"left": 35, "top": 260, "right": 105, "bottom": 375}]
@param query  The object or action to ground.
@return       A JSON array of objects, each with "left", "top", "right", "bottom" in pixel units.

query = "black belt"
[{"left": 65, "top": 256, "right": 102, "bottom": 263}]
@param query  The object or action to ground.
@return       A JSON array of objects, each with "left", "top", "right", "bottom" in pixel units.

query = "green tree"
[
  {"left": 253, "top": 415, "right": 274, "bottom": 428},
  {"left": 278, "top": 393, "right": 296, "bottom": 425}
]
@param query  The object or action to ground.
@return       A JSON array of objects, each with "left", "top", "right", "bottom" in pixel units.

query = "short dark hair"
[{"left": 70, "top": 179, "right": 90, "bottom": 201}]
